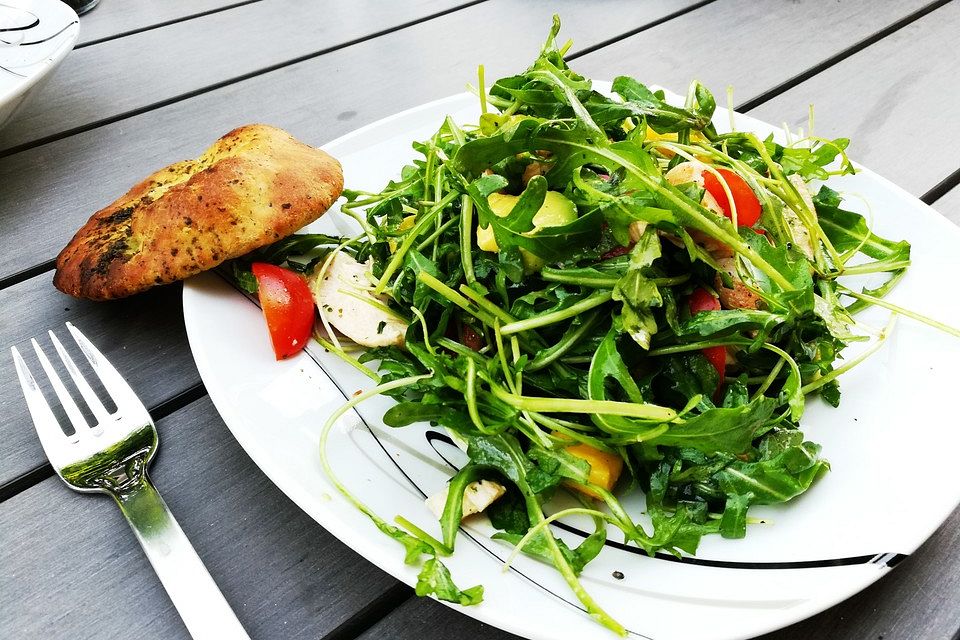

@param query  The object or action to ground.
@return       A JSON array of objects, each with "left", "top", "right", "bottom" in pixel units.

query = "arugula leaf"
[
  {"left": 647, "top": 397, "right": 777, "bottom": 454},
  {"left": 814, "top": 186, "right": 911, "bottom": 265},
  {"left": 718, "top": 493, "right": 752, "bottom": 539},
  {"left": 612, "top": 228, "right": 663, "bottom": 348},
  {"left": 646, "top": 503, "right": 721, "bottom": 555},
  {"left": 741, "top": 229, "right": 815, "bottom": 316},
  {"left": 373, "top": 519, "right": 434, "bottom": 565},
  {"left": 611, "top": 76, "right": 713, "bottom": 133},
  {"left": 493, "top": 518, "right": 606, "bottom": 576},
  {"left": 416, "top": 557, "right": 484, "bottom": 605},
  {"left": 678, "top": 308, "right": 787, "bottom": 339},
  {"left": 715, "top": 438, "right": 829, "bottom": 504},
  {"left": 654, "top": 353, "right": 719, "bottom": 407},
  {"left": 227, "top": 261, "right": 258, "bottom": 294},
  {"left": 382, "top": 402, "right": 445, "bottom": 427},
  {"left": 486, "top": 486, "right": 531, "bottom": 534}
]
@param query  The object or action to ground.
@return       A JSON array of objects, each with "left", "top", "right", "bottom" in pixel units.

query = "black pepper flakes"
[{"left": 612, "top": 571, "right": 624, "bottom": 580}]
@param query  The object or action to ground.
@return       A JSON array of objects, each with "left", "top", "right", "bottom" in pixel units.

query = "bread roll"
[{"left": 54, "top": 124, "right": 343, "bottom": 300}]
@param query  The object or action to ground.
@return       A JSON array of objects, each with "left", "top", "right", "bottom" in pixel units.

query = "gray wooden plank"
[
  {"left": 0, "top": 395, "right": 399, "bottom": 639},
  {"left": 932, "top": 186, "right": 960, "bottom": 226},
  {"left": 355, "top": 507, "right": 960, "bottom": 640},
  {"left": 0, "top": 278, "right": 201, "bottom": 487},
  {"left": 0, "top": 0, "right": 471, "bottom": 154},
  {"left": 748, "top": 1, "right": 960, "bottom": 199},
  {"left": 76, "top": 0, "right": 255, "bottom": 45},
  {"left": 0, "top": 0, "right": 926, "bottom": 282},
  {"left": 571, "top": 0, "right": 932, "bottom": 112}
]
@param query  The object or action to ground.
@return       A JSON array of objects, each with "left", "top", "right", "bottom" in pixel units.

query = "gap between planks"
[
  {"left": 75, "top": 0, "right": 266, "bottom": 49},
  {"left": 735, "top": 0, "right": 953, "bottom": 113},
  {"left": 322, "top": 583, "right": 415, "bottom": 640}
]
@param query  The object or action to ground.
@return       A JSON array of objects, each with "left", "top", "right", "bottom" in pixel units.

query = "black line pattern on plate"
[
  {"left": 0, "top": 63, "right": 26, "bottom": 77},
  {"left": 426, "top": 427, "right": 907, "bottom": 570},
  {"left": 20, "top": 20, "right": 78, "bottom": 46},
  {"left": 0, "top": 5, "right": 39, "bottom": 32}
]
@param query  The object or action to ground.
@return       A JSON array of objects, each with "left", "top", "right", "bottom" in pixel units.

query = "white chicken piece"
[
  {"left": 309, "top": 252, "right": 407, "bottom": 348},
  {"left": 664, "top": 162, "right": 726, "bottom": 216},
  {"left": 783, "top": 174, "right": 817, "bottom": 261},
  {"left": 425, "top": 480, "right": 506, "bottom": 519}
]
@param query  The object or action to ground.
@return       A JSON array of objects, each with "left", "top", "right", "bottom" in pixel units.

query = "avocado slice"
[{"left": 476, "top": 190, "right": 578, "bottom": 271}]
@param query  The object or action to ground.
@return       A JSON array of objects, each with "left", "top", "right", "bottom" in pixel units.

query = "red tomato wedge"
[
  {"left": 688, "top": 287, "right": 726, "bottom": 382},
  {"left": 702, "top": 167, "right": 762, "bottom": 228},
  {"left": 688, "top": 287, "right": 721, "bottom": 314},
  {"left": 700, "top": 346, "right": 727, "bottom": 383},
  {"left": 251, "top": 262, "right": 316, "bottom": 360}
]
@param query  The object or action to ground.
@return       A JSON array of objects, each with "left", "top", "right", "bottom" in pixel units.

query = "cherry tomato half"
[
  {"left": 703, "top": 167, "right": 762, "bottom": 228},
  {"left": 688, "top": 286, "right": 721, "bottom": 314},
  {"left": 700, "top": 346, "right": 727, "bottom": 383},
  {"left": 688, "top": 287, "right": 726, "bottom": 382},
  {"left": 251, "top": 262, "right": 315, "bottom": 360}
]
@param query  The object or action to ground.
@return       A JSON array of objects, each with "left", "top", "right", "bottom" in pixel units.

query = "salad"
[{"left": 229, "top": 17, "right": 956, "bottom": 635}]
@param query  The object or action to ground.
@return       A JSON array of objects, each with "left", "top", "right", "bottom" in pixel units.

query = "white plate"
[
  {"left": 0, "top": 0, "right": 79, "bottom": 130},
  {"left": 183, "top": 86, "right": 960, "bottom": 640}
]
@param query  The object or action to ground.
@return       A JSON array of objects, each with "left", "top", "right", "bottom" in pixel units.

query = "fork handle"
[{"left": 113, "top": 474, "right": 251, "bottom": 640}]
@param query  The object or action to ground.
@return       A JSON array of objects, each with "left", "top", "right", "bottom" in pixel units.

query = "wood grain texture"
[
  {"left": 749, "top": 1, "right": 960, "bottom": 199},
  {"left": 0, "top": 0, "right": 922, "bottom": 282},
  {"left": 0, "top": 0, "right": 470, "bottom": 153},
  {"left": 571, "top": 0, "right": 931, "bottom": 109},
  {"left": 75, "top": 0, "right": 255, "bottom": 45},
  {"left": 0, "top": 396, "right": 398, "bottom": 640},
  {"left": 354, "top": 508, "right": 960, "bottom": 640},
  {"left": 932, "top": 186, "right": 960, "bottom": 225},
  {"left": 0, "top": 278, "right": 201, "bottom": 486}
]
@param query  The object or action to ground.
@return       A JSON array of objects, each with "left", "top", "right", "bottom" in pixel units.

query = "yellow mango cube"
[{"left": 562, "top": 440, "right": 624, "bottom": 498}]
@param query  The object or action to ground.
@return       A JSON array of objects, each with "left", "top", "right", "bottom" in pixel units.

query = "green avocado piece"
[{"left": 477, "top": 191, "right": 578, "bottom": 273}]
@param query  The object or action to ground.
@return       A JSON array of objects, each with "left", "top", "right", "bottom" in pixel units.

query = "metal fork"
[{"left": 11, "top": 323, "right": 250, "bottom": 639}]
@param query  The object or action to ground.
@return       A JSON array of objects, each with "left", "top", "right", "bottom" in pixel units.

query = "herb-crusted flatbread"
[{"left": 54, "top": 124, "right": 343, "bottom": 300}]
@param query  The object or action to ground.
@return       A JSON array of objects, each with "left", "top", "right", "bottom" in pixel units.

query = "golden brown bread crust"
[{"left": 54, "top": 124, "right": 343, "bottom": 300}]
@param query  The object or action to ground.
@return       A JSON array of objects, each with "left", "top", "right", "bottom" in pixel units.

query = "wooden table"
[{"left": 2, "top": 1, "right": 958, "bottom": 638}]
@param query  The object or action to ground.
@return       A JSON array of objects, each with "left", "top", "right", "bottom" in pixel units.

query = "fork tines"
[{"left": 12, "top": 323, "right": 150, "bottom": 455}]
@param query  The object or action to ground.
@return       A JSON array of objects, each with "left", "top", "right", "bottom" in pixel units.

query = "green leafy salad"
[{"left": 230, "top": 17, "right": 959, "bottom": 635}]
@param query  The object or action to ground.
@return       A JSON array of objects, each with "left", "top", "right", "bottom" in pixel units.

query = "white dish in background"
[
  {"left": 0, "top": 0, "right": 78, "bottom": 131},
  {"left": 183, "top": 86, "right": 960, "bottom": 640}
]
